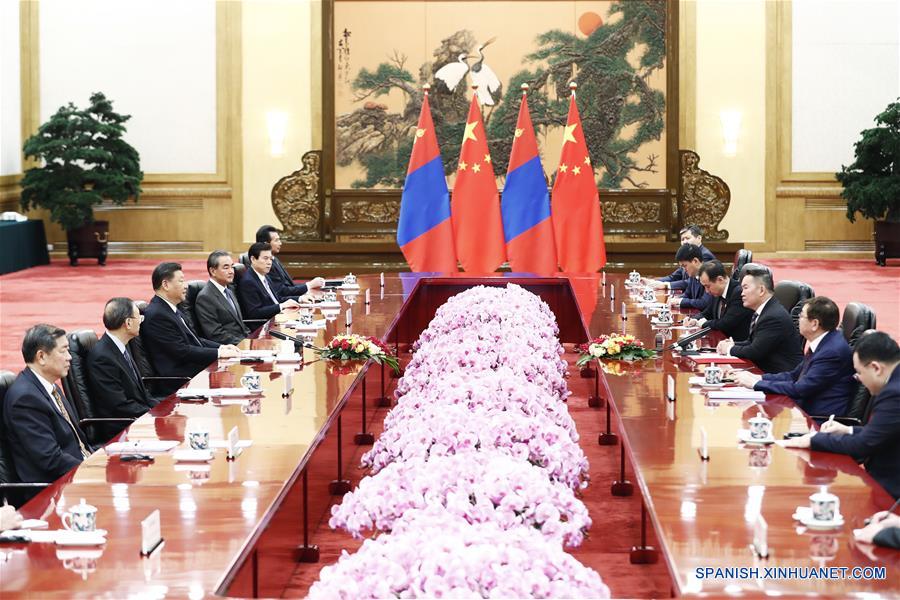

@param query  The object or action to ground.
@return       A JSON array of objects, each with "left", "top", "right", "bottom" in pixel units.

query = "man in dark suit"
[
  {"left": 664, "top": 244, "right": 711, "bottom": 311},
  {"left": 141, "top": 262, "right": 240, "bottom": 390},
  {"left": 255, "top": 225, "right": 325, "bottom": 297},
  {"left": 732, "top": 296, "right": 854, "bottom": 415},
  {"left": 684, "top": 260, "right": 754, "bottom": 341},
  {"left": 2, "top": 325, "right": 92, "bottom": 482},
  {"left": 717, "top": 265, "right": 804, "bottom": 373},
  {"left": 86, "top": 297, "right": 157, "bottom": 420},
  {"left": 781, "top": 332, "right": 900, "bottom": 499},
  {"left": 238, "top": 242, "right": 302, "bottom": 320},
  {"left": 645, "top": 225, "right": 717, "bottom": 292},
  {"left": 195, "top": 251, "right": 250, "bottom": 345}
]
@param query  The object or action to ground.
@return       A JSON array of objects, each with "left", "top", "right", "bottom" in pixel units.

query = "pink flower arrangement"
[
  {"left": 331, "top": 453, "right": 591, "bottom": 547},
  {"left": 363, "top": 403, "right": 588, "bottom": 490},
  {"left": 313, "top": 284, "right": 608, "bottom": 596},
  {"left": 311, "top": 508, "right": 610, "bottom": 599}
]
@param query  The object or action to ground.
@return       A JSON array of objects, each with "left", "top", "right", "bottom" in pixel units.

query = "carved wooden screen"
[{"left": 318, "top": 0, "right": 680, "bottom": 243}]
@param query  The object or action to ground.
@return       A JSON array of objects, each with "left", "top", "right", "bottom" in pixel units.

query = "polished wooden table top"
[{"left": 591, "top": 274, "right": 897, "bottom": 596}]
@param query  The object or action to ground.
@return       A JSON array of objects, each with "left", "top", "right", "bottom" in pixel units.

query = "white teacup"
[
  {"left": 187, "top": 426, "right": 210, "bottom": 450},
  {"left": 656, "top": 307, "right": 673, "bottom": 324},
  {"left": 628, "top": 270, "right": 641, "bottom": 284},
  {"left": 642, "top": 288, "right": 656, "bottom": 302},
  {"left": 704, "top": 363, "right": 723, "bottom": 385},
  {"left": 809, "top": 491, "right": 840, "bottom": 522},
  {"left": 343, "top": 273, "right": 357, "bottom": 286},
  {"left": 62, "top": 499, "right": 97, "bottom": 532},
  {"left": 748, "top": 415, "right": 773, "bottom": 440},
  {"left": 324, "top": 291, "right": 338, "bottom": 303},
  {"left": 240, "top": 373, "right": 261, "bottom": 392},
  {"left": 298, "top": 313, "right": 314, "bottom": 326},
  {"left": 680, "top": 338, "right": 698, "bottom": 352}
]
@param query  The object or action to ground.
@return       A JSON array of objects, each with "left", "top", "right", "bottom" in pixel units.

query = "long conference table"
[{"left": 1, "top": 274, "right": 897, "bottom": 598}]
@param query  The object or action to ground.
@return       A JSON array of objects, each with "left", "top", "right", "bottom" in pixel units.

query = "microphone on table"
[
  {"left": 666, "top": 327, "right": 712, "bottom": 352},
  {"left": 269, "top": 329, "right": 325, "bottom": 352}
]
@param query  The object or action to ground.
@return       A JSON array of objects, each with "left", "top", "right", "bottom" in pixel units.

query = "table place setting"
[
  {"left": 737, "top": 411, "right": 776, "bottom": 445},
  {"left": 3, "top": 500, "right": 107, "bottom": 547},
  {"left": 793, "top": 488, "right": 845, "bottom": 530}
]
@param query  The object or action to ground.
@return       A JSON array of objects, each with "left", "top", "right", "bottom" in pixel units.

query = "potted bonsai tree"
[
  {"left": 837, "top": 99, "right": 900, "bottom": 266},
  {"left": 20, "top": 92, "right": 142, "bottom": 265}
]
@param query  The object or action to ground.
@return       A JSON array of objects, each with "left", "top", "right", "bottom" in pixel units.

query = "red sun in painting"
[{"left": 578, "top": 11, "right": 603, "bottom": 36}]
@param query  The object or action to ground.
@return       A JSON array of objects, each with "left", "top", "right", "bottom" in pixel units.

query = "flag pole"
[{"left": 569, "top": 80, "right": 577, "bottom": 99}]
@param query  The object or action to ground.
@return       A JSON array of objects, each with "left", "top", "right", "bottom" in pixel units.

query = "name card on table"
[
  {"left": 667, "top": 374, "right": 676, "bottom": 402},
  {"left": 140, "top": 510, "right": 163, "bottom": 556},
  {"left": 752, "top": 515, "right": 769, "bottom": 558},
  {"left": 699, "top": 427, "right": 709, "bottom": 461},
  {"left": 621, "top": 301, "right": 627, "bottom": 320},
  {"left": 365, "top": 288, "right": 370, "bottom": 305},
  {"left": 610, "top": 284, "right": 615, "bottom": 300},
  {"left": 226, "top": 426, "right": 240, "bottom": 460},
  {"left": 601, "top": 270, "right": 606, "bottom": 286},
  {"left": 379, "top": 272, "right": 385, "bottom": 287},
  {"left": 346, "top": 308, "right": 352, "bottom": 326}
]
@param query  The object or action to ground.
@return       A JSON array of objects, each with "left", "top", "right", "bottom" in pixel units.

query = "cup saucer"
[
  {"left": 795, "top": 509, "right": 844, "bottom": 530},
  {"left": 737, "top": 429, "right": 775, "bottom": 445}
]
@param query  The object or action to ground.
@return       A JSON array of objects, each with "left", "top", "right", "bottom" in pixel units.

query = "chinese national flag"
[
  {"left": 451, "top": 93, "right": 506, "bottom": 273},
  {"left": 551, "top": 93, "right": 606, "bottom": 272}
]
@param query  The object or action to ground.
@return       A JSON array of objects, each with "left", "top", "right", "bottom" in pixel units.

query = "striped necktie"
[{"left": 51, "top": 386, "right": 91, "bottom": 459}]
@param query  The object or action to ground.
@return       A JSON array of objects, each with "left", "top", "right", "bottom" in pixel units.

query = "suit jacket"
[
  {"left": 811, "top": 367, "right": 900, "bottom": 499},
  {"left": 699, "top": 279, "right": 754, "bottom": 341},
  {"left": 730, "top": 297, "right": 804, "bottom": 373},
  {"left": 269, "top": 256, "right": 308, "bottom": 297},
  {"left": 86, "top": 333, "right": 156, "bottom": 419},
  {"left": 754, "top": 330, "right": 855, "bottom": 416},
  {"left": 678, "top": 276, "right": 712, "bottom": 311},
  {"left": 874, "top": 527, "right": 900, "bottom": 550},
  {"left": 195, "top": 280, "right": 250, "bottom": 345},
  {"left": 141, "top": 295, "right": 219, "bottom": 380},
  {"left": 2, "top": 368, "right": 89, "bottom": 482},
  {"left": 238, "top": 268, "right": 284, "bottom": 320},
  {"left": 662, "top": 245, "right": 717, "bottom": 290}
]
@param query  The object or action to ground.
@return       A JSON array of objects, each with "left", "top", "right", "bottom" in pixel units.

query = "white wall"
[
  {"left": 792, "top": 0, "right": 900, "bottom": 173},
  {"left": 0, "top": 0, "right": 22, "bottom": 176},
  {"left": 39, "top": 0, "right": 217, "bottom": 174},
  {"left": 242, "top": 0, "right": 315, "bottom": 243},
  {"left": 695, "top": 0, "right": 766, "bottom": 242}
]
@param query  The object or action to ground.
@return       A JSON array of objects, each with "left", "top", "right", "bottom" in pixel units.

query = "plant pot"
[
  {"left": 874, "top": 220, "right": 900, "bottom": 266},
  {"left": 66, "top": 220, "right": 109, "bottom": 266}
]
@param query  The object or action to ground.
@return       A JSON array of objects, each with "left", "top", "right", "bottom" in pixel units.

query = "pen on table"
[{"left": 864, "top": 497, "right": 900, "bottom": 525}]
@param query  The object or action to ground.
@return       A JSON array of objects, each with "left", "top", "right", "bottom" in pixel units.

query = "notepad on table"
[
  {"left": 689, "top": 353, "right": 749, "bottom": 365},
  {"left": 707, "top": 389, "right": 766, "bottom": 401},
  {"left": 176, "top": 387, "right": 261, "bottom": 398},
  {"left": 105, "top": 440, "right": 179, "bottom": 454}
]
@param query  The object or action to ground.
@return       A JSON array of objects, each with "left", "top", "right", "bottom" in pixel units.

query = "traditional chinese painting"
[{"left": 332, "top": 0, "right": 668, "bottom": 192}]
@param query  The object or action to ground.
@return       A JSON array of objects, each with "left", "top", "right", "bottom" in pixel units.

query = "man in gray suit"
[{"left": 194, "top": 251, "right": 250, "bottom": 345}]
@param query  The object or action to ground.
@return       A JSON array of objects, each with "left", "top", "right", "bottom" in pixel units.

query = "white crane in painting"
[
  {"left": 469, "top": 37, "right": 501, "bottom": 105},
  {"left": 434, "top": 53, "right": 474, "bottom": 93},
  {"left": 432, "top": 38, "right": 502, "bottom": 105}
]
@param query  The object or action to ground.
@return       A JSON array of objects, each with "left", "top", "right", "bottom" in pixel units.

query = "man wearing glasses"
[
  {"left": 87, "top": 297, "right": 158, "bottom": 422},
  {"left": 730, "top": 296, "right": 854, "bottom": 416}
]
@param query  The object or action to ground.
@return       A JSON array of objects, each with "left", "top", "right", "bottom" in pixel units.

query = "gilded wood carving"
[
  {"left": 679, "top": 149, "right": 729, "bottom": 241},
  {"left": 271, "top": 151, "right": 324, "bottom": 240}
]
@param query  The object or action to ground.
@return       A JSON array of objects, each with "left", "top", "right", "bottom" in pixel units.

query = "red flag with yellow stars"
[
  {"left": 451, "top": 92, "right": 506, "bottom": 273},
  {"left": 551, "top": 88, "right": 607, "bottom": 272}
]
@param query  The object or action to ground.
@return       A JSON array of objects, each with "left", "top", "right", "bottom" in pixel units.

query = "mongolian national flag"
[
  {"left": 397, "top": 92, "right": 457, "bottom": 272},
  {"left": 551, "top": 90, "right": 607, "bottom": 272},
  {"left": 502, "top": 88, "right": 557, "bottom": 274},
  {"left": 451, "top": 92, "right": 506, "bottom": 273}
]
